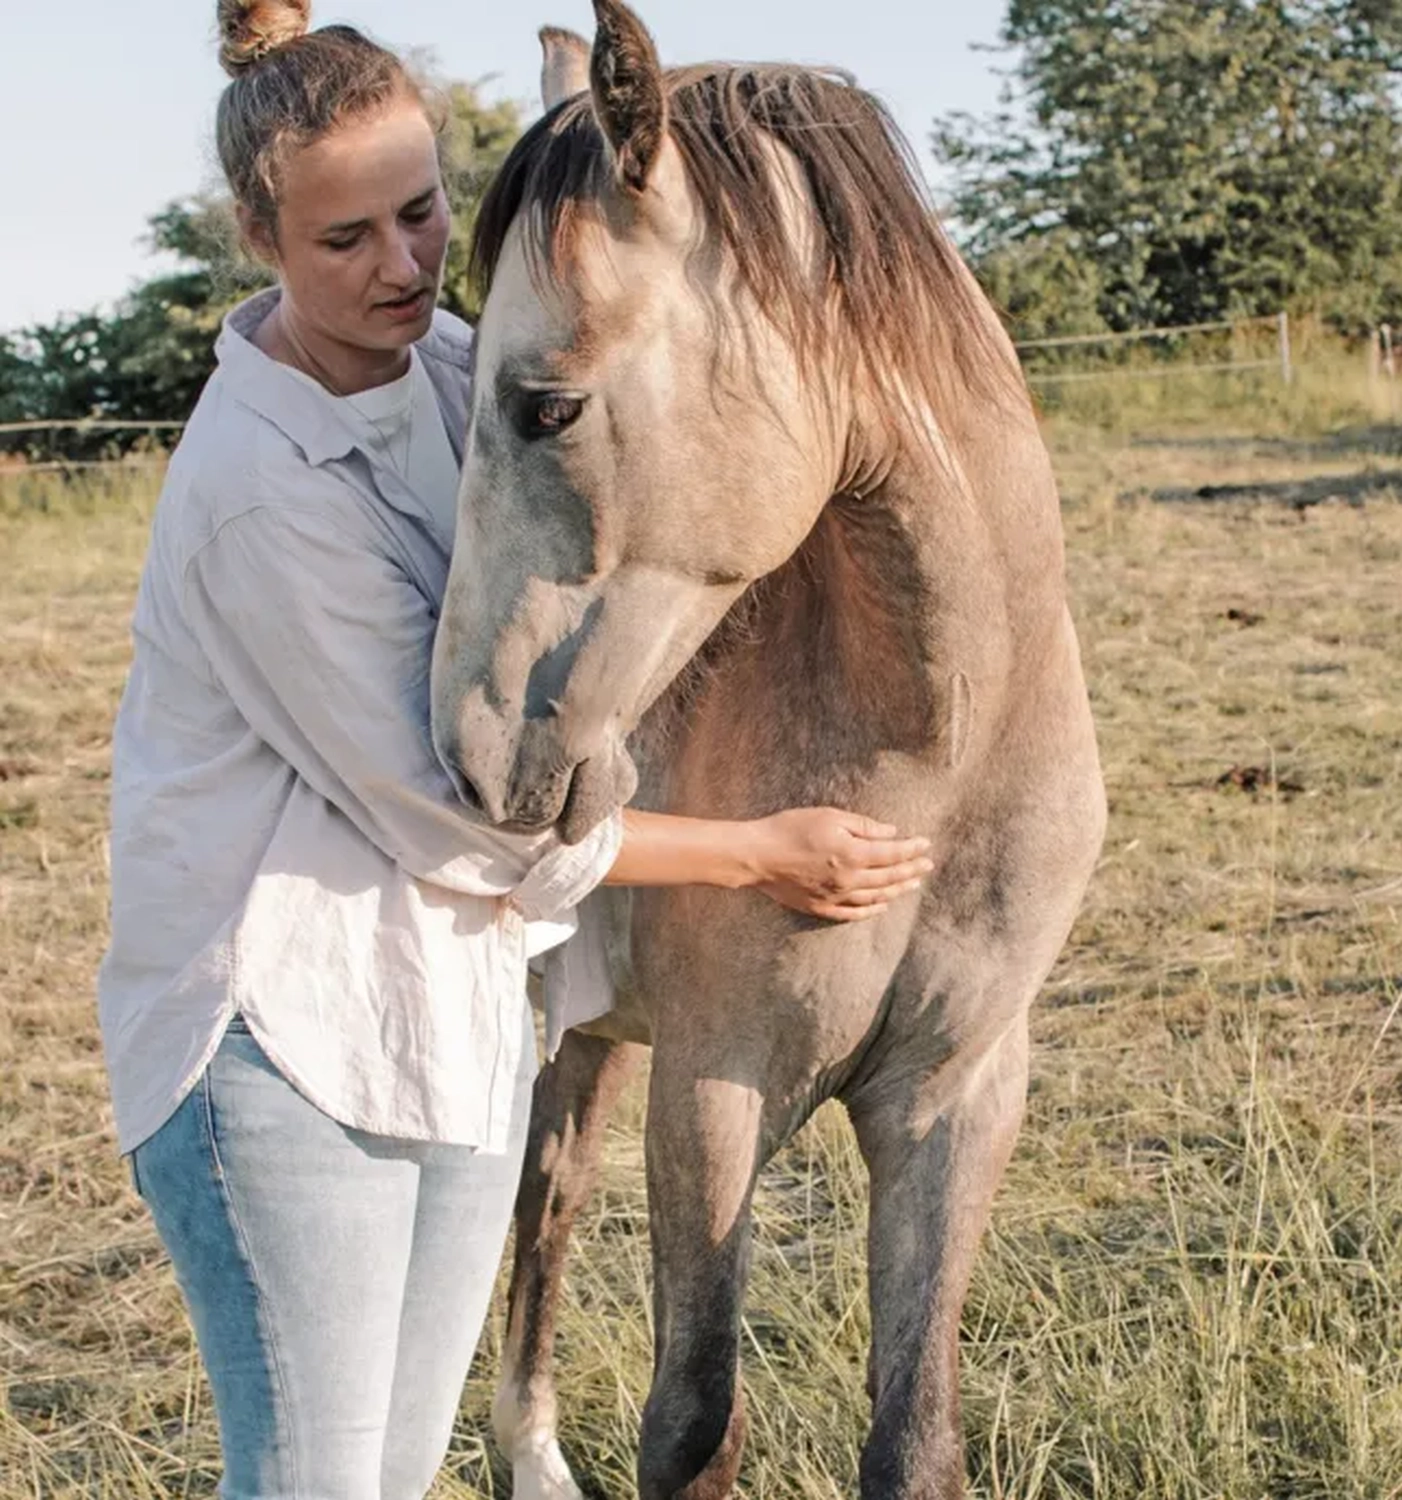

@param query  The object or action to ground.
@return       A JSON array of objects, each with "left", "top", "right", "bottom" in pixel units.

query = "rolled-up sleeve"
[{"left": 182, "top": 503, "right": 622, "bottom": 921}]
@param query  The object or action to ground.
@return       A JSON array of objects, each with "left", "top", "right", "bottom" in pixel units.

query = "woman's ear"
[{"left": 236, "top": 202, "right": 278, "bottom": 268}]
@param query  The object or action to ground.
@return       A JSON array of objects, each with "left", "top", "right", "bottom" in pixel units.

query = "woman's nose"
[{"left": 380, "top": 230, "right": 419, "bottom": 287}]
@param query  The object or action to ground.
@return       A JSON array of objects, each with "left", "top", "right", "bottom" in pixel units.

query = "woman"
[{"left": 98, "top": 3, "right": 933, "bottom": 1495}]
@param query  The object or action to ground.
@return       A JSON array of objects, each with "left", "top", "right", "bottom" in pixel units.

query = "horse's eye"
[{"left": 525, "top": 393, "right": 586, "bottom": 439}]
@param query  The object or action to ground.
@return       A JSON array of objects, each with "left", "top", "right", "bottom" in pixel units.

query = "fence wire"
[{"left": 0, "top": 312, "right": 1306, "bottom": 467}]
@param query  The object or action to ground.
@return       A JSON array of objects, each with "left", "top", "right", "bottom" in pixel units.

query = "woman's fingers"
[
  {"left": 840, "top": 833, "right": 932, "bottom": 869},
  {"left": 842, "top": 814, "right": 901, "bottom": 841},
  {"left": 833, "top": 877, "right": 925, "bottom": 906},
  {"left": 812, "top": 900, "right": 890, "bottom": 922},
  {"left": 841, "top": 856, "right": 935, "bottom": 893},
  {"left": 785, "top": 877, "right": 924, "bottom": 919},
  {"left": 752, "top": 810, "right": 936, "bottom": 920}
]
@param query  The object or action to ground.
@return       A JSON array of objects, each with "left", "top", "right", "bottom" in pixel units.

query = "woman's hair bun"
[{"left": 218, "top": 0, "right": 313, "bottom": 77}]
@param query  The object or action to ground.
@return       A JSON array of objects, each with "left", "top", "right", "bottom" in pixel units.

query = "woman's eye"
[
  {"left": 525, "top": 394, "right": 585, "bottom": 438},
  {"left": 402, "top": 205, "right": 434, "bottom": 225},
  {"left": 325, "top": 235, "right": 361, "bottom": 252}
]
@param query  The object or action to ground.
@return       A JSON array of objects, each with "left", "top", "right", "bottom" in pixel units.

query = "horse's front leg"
[
  {"left": 847, "top": 1014, "right": 1031, "bottom": 1500},
  {"left": 494, "top": 1029, "right": 646, "bottom": 1500},
  {"left": 637, "top": 1043, "right": 767, "bottom": 1500}
]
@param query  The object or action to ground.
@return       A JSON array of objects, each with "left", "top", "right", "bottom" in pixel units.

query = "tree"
[
  {"left": 935, "top": 0, "right": 1402, "bottom": 336},
  {"left": 103, "top": 197, "right": 270, "bottom": 427},
  {"left": 0, "top": 78, "right": 521, "bottom": 451},
  {"left": 0, "top": 198, "right": 264, "bottom": 459},
  {"left": 436, "top": 81, "right": 524, "bottom": 322},
  {"left": 0, "top": 337, "right": 25, "bottom": 428},
  {"left": 0, "top": 316, "right": 112, "bottom": 460}
]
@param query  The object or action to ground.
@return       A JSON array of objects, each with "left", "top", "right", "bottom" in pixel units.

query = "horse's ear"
[
  {"left": 590, "top": 0, "right": 667, "bottom": 194},
  {"left": 540, "top": 26, "right": 591, "bottom": 110}
]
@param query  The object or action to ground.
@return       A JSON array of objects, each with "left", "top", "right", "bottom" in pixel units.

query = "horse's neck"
[{"left": 638, "top": 423, "right": 1065, "bottom": 813}]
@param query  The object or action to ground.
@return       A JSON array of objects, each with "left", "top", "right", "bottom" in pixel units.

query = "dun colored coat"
[{"left": 430, "top": 5, "right": 1107, "bottom": 1495}]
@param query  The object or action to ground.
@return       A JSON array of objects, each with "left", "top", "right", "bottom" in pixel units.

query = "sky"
[{"left": 0, "top": 0, "right": 1010, "bottom": 335}]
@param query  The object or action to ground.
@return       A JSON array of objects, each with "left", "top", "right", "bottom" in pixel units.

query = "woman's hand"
[
  {"left": 747, "top": 809, "right": 933, "bottom": 922},
  {"left": 604, "top": 807, "right": 932, "bottom": 920}
]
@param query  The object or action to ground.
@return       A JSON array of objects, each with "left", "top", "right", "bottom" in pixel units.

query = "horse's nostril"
[
  {"left": 455, "top": 760, "right": 512, "bottom": 826},
  {"left": 434, "top": 732, "right": 484, "bottom": 811}
]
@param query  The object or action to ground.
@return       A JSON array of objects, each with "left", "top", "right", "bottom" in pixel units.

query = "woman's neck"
[{"left": 255, "top": 295, "right": 411, "bottom": 396}]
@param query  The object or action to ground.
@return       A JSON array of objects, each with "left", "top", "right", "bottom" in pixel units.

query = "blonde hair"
[{"left": 215, "top": 0, "right": 426, "bottom": 236}]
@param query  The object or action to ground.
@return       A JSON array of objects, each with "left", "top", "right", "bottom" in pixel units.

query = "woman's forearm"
[
  {"left": 600, "top": 806, "right": 934, "bottom": 923},
  {"left": 602, "top": 808, "right": 765, "bottom": 890}
]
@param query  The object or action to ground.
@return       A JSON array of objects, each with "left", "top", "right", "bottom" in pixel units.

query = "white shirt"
[
  {"left": 98, "top": 289, "right": 622, "bottom": 1156},
  {"left": 306, "top": 347, "right": 461, "bottom": 508}
]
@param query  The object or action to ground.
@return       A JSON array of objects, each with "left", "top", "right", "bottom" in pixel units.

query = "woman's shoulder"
[
  {"left": 417, "top": 307, "right": 475, "bottom": 374},
  {"left": 414, "top": 308, "right": 475, "bottom": 440},
  {"left": 155, "top": 375, "right": 364, "bottom": 569},
  {"left": 152, "top": 293, "right": 467, "bottom": 569}
]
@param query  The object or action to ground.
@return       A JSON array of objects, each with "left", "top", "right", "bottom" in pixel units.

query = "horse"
[{"left": 429, "top": 5, "right": 1107, "bottom": 1496}]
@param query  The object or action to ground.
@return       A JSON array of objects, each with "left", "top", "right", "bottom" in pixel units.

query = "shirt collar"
[{"left": 214, "top": 288, "right": 474, "bottom": 469}]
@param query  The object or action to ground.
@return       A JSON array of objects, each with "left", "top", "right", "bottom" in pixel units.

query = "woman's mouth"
[{"left": 377, "top": 288, "right": 431, "bottom": 323}]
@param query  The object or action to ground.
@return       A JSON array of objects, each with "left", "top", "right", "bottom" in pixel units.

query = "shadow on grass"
[
  {"left": 1130, "top": 423, "right": 1402, "bottom": 459},
  {"left": 1130, "top": 466, "right": 1402, "bottom": 510},
  {"left": 1047, "top": 971, "right": 1402, "bottom": 1010}
]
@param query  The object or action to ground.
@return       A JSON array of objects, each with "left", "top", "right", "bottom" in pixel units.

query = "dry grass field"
[{"left": 2, "top": 361, "right": 1401, "bottom": 1498}]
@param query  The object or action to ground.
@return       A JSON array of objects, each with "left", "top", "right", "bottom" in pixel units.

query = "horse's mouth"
[
  {"left": 559, "top": 746, "right": 639, "bottom": 845},
  {"left": 556, "top": 757, "right": 605, "bottom": 846},
  {"left": 474, "top": 740, "right": 637, "bottom": 846}
]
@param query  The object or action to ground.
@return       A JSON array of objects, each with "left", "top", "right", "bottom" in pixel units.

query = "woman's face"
[{"left": 255, "top": 93, "right": 451, "bottom": 355}]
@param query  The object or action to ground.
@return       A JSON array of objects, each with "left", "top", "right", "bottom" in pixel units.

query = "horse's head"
[{"left": 431, "top": 0, "right": 1004, "bottom": 839}]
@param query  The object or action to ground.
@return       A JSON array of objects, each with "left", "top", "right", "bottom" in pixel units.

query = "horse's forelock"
[{"left": 468, "top": 63, "right": 1020, "bottom": 436}]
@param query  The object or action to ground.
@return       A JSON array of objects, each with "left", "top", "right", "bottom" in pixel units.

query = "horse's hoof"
[{"left": 512, "top": 1434, "right": 585, "bottom": 1500}]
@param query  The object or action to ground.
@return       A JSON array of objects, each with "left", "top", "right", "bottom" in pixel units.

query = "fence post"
[
  {"left": 1277, "top": 310, "right": 1293, "bottom": 385},
  {"left": 1370, "top": 328, "right": 1382, "bottom": 381},
  {"left": 1383, "top": 323, "right": 1396, "bottom": 380}
]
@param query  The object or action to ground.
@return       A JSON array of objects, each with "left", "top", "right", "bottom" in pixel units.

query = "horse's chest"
[{"left": 604, "top": 876, "right": 916, "bottom": 1072}]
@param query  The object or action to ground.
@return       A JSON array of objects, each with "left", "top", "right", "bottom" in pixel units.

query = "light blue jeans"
[{"left": 131, "top": 1017, "right": 531, "bottom": 1500}]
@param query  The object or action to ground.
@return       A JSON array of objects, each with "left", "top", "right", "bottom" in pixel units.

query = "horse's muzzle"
[{"left": 436, "top": 694, "right": 635, "bottom": 844}]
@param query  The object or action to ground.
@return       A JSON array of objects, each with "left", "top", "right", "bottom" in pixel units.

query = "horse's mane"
[{"left": 469, "top": 63, "right": 1021, "bottom": 442}]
